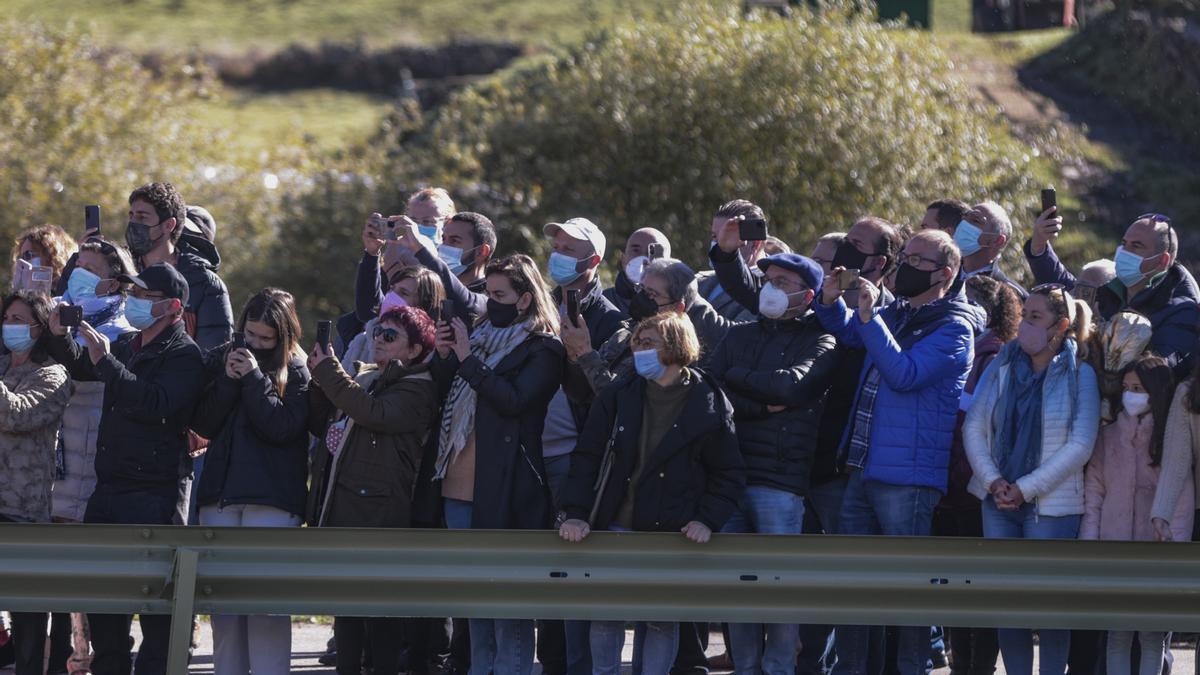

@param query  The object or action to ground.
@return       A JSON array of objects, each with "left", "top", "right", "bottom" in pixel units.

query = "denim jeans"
[
  {"left": 832, "top": 470, "right": 939, "bottom": 675},
  {"left": 591, "top": 620, "right": 679, "bottom": 675},
  {"left": 721, "top": 486, "right": 805, "bottom": 675},
  {"left": 980, "top": 497, "right": 1079, "bottom": 675},
  {"left": 444, "top": 497, "right": 535, "bottom": 675},
  {"left": 540, "top": 454, "right": 592, "bottom": 675}
]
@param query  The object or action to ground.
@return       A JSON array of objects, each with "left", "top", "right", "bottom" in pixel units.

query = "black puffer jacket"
[
  {"left": 708, "top": 312, "right": 839, "bottom": 497},
  {"left": 557, "top": 278, "right": 627, "bottom": 428},
  {"left": 173, "top": 241, "right": 234, "bottom": 353},
  {"left": 431, "top": 333, "right": 565, "bottom": 530},
  {"left": 48, "top": 321, "right": 207, "bottom": 497},
  {"left": 192, "top": 351, "right": 311, "bottom": 517},
  {"left": 562, "top": 369, "right": 745, "bottom": 532}
]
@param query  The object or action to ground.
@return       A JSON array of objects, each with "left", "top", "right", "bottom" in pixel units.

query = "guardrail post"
[{"left": 165, "top": 548, "right": 199, "bottom": 675}]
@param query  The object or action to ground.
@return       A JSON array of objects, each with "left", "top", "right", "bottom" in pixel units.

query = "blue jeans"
[
  {"left": 832, "top": 470, "right": 939, "bottom": 675},
  {"left": 981, "top": 497, "right": 1080, "bottom": 675},
  {"left": 542, "top": 454, "right": 592, "bottom": 675},
  {"left": 722, "top": 486, "right": 805, "bottom": 675},
  {"left": 590, "top": 620, "right": 679, "bottom": 675},
  {"left": 444, "top": 498, "right": 536, "bottom": 675}
]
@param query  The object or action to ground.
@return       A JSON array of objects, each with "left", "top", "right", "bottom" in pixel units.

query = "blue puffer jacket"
[{"left": 814, "top": 293, "right": 975, "bottom": 492}]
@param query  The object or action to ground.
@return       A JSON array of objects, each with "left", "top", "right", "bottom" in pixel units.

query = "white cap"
[{"left": 543, "top": 217, "right": 606, "bottom": 259}]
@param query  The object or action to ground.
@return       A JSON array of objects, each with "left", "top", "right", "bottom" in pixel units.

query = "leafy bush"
[{"left": 411, "top": 1, "right": 1039, "bottom": 273}]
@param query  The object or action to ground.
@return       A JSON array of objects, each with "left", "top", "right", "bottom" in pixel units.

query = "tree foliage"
[{"left": 411, "top": 1, "right": 1038, "bottom": 271}]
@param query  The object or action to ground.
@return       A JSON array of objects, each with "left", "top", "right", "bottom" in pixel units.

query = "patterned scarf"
[{"left": 434, "top": 320, "right": 533, "bottom": 479}]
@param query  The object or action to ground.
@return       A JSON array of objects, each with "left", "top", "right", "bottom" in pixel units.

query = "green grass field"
[
  {"left": 8, "top": 0, "right": 693, "bottom": 52},
  {"left": 197, "top": 88, "right": 395, "bottom": 152}
]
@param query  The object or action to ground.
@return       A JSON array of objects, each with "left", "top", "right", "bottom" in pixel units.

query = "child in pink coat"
[{"left": 1082, "top": 354, "right": 1193, "bottom": 675}]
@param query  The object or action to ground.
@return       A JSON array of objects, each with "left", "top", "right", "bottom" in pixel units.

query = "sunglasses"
[
  {"left": 1031, "top": 282, "right": 1075, "bottom": 325},
  {"left": 372, "top": 326, "right": 402, "bottom": 343},
  {"left": 1137, "top": 213, "right": 1171, "bottom": 224}
]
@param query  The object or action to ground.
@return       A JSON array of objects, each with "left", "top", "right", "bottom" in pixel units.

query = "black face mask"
[
  {"left": 831, "top": 240, "right": 875, "bottom": 275},
  {"left": 628, "top": 289, "right": 662, "bottom": 322},
  {"left": 486, "top": 298, "right": 521, "bottom": 328},
  {"left": 892, "top": 262, "right": 940, "bottom": 299},
  {"left": 250, "top": 347, "right": 276, "bottom": 366},
  {"left": 126, "top": 220, "right": 166, "bottom": 258}
]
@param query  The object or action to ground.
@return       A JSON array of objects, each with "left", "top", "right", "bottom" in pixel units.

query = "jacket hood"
[{"left": 177, "top": 238, "right": 221, "bottom": 271}]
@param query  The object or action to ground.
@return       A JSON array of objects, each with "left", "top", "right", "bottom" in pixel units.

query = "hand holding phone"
[{"left": 738, "top": 217, "right": 768, "bottom": 242}]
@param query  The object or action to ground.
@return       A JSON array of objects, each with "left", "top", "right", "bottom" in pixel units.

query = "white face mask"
[
  {"left": 758, "top": 282, "right": 804, "bottom": 319},
  {"left": 1122, "top": 391, "right": 1151, "bottom": 416},
  {"left": 624, "top": 256, "right": 650, "bottom": 285}
]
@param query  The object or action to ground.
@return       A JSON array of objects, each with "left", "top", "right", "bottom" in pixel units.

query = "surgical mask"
[
  {"left": 548, "top": 251, "right": 584, "bottom": 286},
  {"left": 125, "top": 296, "right": 162, "bottom": 330},
  {"left": 624, "top": 256, "right": 650, "bottom": 285},
  {"left": 758, "top": 282, "right": 803, "bottom": 319},
  {"left": 633, "top": 348, "right": 666, "bottom": 381},
  {"left": 126, "top": 221, "right": 166, "bottom": 257},
  {"left": 486, "top": 298, "right": 520, "bottom": 328},
  {"left": 438, "top": 244, "right": 471, "bottom": 276},
  {"left": 67, "top": 266, "right": 102, "bottom": 302},
  {"left": 953, "top": 219, "right": 984, "bottom": 257},
  {"left": 1017, "top": 320, "right": 1050, "bottom": 356},
  {"left": 380, "top": 291, "right": 407, "bottom": 316},
  {"left": 629, "top": 289, "right": 663, "bottom": 322},
  {"left": 1114, "top": 246, "right": 1154, "bottom": 287},
  {"left": 417, "top": 224, "right": 441, "bottom": 244},
  {"left": 2, "top": 324, "right": 35, "bottom": 353},
  {"left": 892, "top": 262, "right": 939, "bottom": 299},
  {"left": 1122, "top": 391, "right": 1151, "bottom": 416}
]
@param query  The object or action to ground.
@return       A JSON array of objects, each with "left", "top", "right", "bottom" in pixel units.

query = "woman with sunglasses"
[
  {"left": 307, "top": 306, "right": 438, "bottom": 675},
  {"left": 964, "top": 283, "right": 1100, "bottom": 675},
  {"left": 0, "top": 289, "right": 73, "bottom": 675},
  {"left": 341, "top": 265, "right": 445, "bottom": 376},
  {"left": 190, "top": 288, "right": 310, "bottom": 675}
]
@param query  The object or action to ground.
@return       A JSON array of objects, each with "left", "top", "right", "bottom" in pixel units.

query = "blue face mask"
[
  {"left": 418, "top": 224, "right": 441, "bottom": 244},
  {"left": 633, "top": 348, "right": 666, "bottom": 381},
  {"left": 67, "top": 266, "right": 102, "bottom": 302},
  {"left": 953, "top": 219, "right": 983, "bottom": 257},
  {"left": 3, "top": 323, "right": 35, "bottom": 353},
  {"left": 125, "top": 296, "right": 161, "bottom": 330},
  {"left": 438, "top": 244, "right": 469, "bottom": 276},
  {"left": 548, "top": 251, "right": 585, "bottom": 286},
  {"left": 1114, "top": 245, "right": 1153, "bottom": 287}
]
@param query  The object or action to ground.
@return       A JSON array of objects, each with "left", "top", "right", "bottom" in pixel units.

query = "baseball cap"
[
  {"left": 758, "top": 253, "right": 824, "bottom": 292},
  {"left": 543, "top": 217, "right": 606, "bottom": 259},
  {"left": 118, "top": 263, "right": 190, "bottom": 306}
]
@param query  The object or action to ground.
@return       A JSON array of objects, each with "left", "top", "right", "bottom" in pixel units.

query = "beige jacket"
[
  {"left": 0, "top": 354, "right": 72, "bottom": 523},
  {"left": 1152, "top": 382, "right": 1200, "bottom": 527}
]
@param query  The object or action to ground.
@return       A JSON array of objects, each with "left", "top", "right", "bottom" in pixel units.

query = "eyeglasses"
[
  {"left": 899, "top": 253, "right": 946, "bottom": 270},
  {"left": 1031, "top": 282, "right": 1075, "bottom": 326},
  {"left": 373, "top": 326, "right": 402, "bottom": 343}
]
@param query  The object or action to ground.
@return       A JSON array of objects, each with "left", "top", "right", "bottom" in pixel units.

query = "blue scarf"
[
  {"left": 992, "top": 350, "right": 1046, "bottom": 483},
  {"left": 56, "top": 293, "right": 136, "bottom": 346}
]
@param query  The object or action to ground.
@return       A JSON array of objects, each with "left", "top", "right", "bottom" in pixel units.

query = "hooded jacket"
[{"left": 173, "top": 240, "right": 234, "bottom": 353}]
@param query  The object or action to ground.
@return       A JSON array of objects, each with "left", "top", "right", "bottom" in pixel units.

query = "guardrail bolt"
[
  {"left": 140, "top": 528, "right": 152, "bottom": 539},
  {"left": 204, "top": 529, "right": 215, "bottom": 540},
  {"left": 202, "top": 586, "right": 213, "bottom": 596},
  {"left": 141, "top": 585, "right": 152, "bottom": 595}
]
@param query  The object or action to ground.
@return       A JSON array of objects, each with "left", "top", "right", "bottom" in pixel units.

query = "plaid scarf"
[{"left": 847, "top": 365, "right": 881, "bottom": 469}]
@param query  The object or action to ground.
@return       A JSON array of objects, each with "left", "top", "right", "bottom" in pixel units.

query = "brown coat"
[
  {"left": 0, "top": 355, "right": 72, "bottom": 523},
  {"left": 306, "top": 358, "right": 436, "bottom": 528}
]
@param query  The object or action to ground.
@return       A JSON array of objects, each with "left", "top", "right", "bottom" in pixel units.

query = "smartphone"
[
  {"left": 566, "top": 289, "right": 581, "bottom": 328},
  {"left": 738, "top": 217, "right": 768, "bottom": 242},
  {"left": 85, "top": 205, "right": 101, "bottom": 235},
  {"left": 647, "top": 243, "right": 664, "bottom": 260},
  {"left": 385, "top": 219, "right": 399, "bottom": 241},
  {"left": 1041, "top": 188, "right": 1057, "bottom": 214},
  {"left": 59, "top": 305, "right": 83, "bottom": 328},
  {"left": 440, "top": 299, "right": 455, "bottom": 325},
  {"left": 315, "top": 320, "right": 332, "bottom": 347},
  {"left": 839, "top": 268, "right": 861, "bottom": 292},
  {"left": 231, "top": 331, "right": 246, "bottom": 350}
]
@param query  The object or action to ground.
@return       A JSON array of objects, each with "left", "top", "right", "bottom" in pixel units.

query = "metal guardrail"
[{"left": 2, "top": 524, "right": 1200, "bottom": 674}]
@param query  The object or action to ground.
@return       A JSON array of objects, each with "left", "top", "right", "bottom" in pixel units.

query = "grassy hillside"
[{"left": 8, "top": 0, "right": 693, "bottom": 52}]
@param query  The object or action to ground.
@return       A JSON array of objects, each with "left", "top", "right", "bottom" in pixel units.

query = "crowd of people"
[{"left": 0, "top": 182, "right": 1197, "bottom": 675}]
